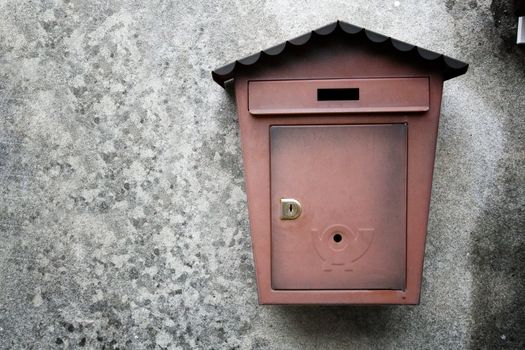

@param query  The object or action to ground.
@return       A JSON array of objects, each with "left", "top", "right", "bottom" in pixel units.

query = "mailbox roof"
[{"left": 212, "top": 21, "right": 468, "bottom": 87}]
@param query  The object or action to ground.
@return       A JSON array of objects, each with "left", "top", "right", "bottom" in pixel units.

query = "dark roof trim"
[{"left": 212, "top": 20, "right": 468, "bottom": 87}]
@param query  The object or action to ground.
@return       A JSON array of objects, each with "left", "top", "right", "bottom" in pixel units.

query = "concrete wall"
[{"left": 0, "top": 0, "right": 523, "bottom": 348}]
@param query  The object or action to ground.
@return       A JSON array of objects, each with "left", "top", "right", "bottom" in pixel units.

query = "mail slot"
[
  {"left": 212, "top": 21, "right": 468, "bottom": 304},
  {"left": 249, "top": 78, "right": 430, "bottom": 114}
]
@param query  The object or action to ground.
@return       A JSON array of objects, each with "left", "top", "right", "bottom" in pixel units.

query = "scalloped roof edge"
[{"left": 212, "top": 20, "right": 468, "bottom": 87}]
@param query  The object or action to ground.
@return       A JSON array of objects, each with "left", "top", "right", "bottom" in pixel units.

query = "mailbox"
[{"left": 212, "top": 21, "right": 468, "bottom": 304}]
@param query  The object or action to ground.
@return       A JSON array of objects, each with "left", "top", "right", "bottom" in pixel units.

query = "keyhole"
[{"left": 280, "top": 199, "right": 301, "bottom": 220}]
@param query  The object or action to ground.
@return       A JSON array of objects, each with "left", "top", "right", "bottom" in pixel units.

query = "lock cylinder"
[{"left": 280, "top": 198, "right": 302, "bottom": 220}]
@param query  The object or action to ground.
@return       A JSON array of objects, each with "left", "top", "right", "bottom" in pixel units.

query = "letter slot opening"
[{"left": 317, "top": 88, "right": 359, "bottom": 101}]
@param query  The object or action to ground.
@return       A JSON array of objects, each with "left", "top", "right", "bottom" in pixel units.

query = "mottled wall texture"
[{"left": 0, "top": 0, "right": 523, "bottom": 349}]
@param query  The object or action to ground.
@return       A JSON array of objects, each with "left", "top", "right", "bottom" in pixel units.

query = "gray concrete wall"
[{"left": 0, "top": 0, "right": 523, "bottom": 348}]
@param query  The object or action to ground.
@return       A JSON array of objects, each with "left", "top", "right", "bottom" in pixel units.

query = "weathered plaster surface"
[{"left": 0, "top": 0, "right": 523, "bottom": 348}]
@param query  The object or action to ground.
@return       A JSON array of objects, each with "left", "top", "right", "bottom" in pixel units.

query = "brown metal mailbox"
[{"left": 212, "top": 21, "right": 468, "bottom": 304}]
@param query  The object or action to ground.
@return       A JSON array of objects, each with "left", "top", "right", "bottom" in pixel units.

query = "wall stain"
[
  {"left": 490, "top": 0, "right": 520, "bottom": 47},
  {"left": 469, "top": 160, "right": 525, "bottom": 349},
  {"left": 468, "top": 3, "right": 525, "bottom": 348}
]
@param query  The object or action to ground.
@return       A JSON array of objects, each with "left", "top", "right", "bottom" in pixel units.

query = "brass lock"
[{"left": 280, "top": 198, "right": 302, "bottom": 220}]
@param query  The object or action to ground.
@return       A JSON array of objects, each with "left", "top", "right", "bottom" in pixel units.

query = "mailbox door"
[{"left": 271, "top": 124, "right": 407, "bottom": 290}]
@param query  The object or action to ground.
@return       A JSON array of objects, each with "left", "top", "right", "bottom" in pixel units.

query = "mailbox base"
[{"left": 258, "top": 290, "right": 420, "bottom": 305}]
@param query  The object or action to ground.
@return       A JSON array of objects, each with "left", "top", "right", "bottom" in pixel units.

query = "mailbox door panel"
[{"left": 270, "top": 124, "right": 407, "bottom": 290}]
